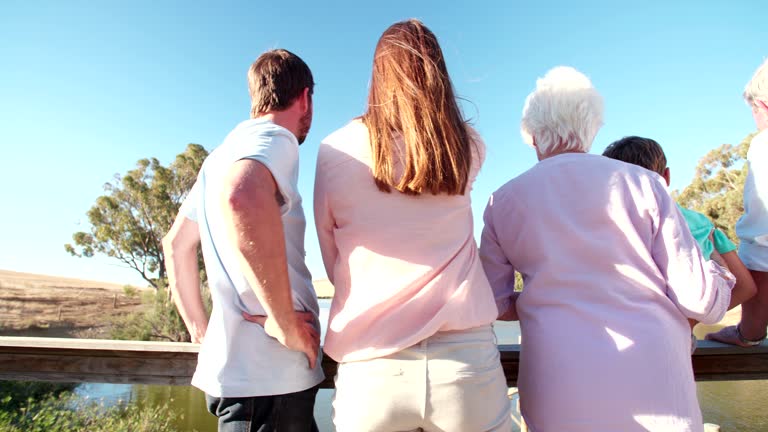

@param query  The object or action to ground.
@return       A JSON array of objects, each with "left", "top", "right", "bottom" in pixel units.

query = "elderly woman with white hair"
[{"left": 479, "top": 66, "right": 736, "bottom": 431}]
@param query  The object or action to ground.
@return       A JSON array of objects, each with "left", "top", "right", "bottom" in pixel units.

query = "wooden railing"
[{"left": 1, "top": 337, "right": 767, "bottom": 387}]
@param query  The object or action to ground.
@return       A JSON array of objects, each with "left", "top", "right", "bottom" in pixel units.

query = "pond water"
[{"left": 73, "top": 301, "right": 768, "bottom": 431}]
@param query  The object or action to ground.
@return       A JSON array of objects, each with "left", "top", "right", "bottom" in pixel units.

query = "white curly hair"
[{"left": 520, "top": 66, "right": 604, "bottom": 156}]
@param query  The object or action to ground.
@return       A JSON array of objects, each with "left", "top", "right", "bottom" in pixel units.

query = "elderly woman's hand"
[{"left": 498, "top": 292, "right": 520, "bottom": 321}]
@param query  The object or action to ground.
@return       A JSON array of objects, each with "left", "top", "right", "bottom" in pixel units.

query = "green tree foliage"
[
  {"left": 65, "top": 144, "right": 208, "bottom": 289},
  {"left": 675, "top": 132, "right": 756, "bottom": 242},
  {"left": 514, "top": 272, "right": 524, "bottom": 292}
]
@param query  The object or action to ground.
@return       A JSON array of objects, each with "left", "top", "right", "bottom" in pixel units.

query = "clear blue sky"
[{"left": 0, "top": 1, "right": 764, "bottom": 286}]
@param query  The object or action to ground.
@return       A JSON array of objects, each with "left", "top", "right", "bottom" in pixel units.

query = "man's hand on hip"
[{"left": 243, "top": 311, "right": 320, "bottom": 369}]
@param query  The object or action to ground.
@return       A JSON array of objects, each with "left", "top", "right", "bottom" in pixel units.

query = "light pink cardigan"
[{"left": 480, "top": 152, "right": 734, "bottom": 431}]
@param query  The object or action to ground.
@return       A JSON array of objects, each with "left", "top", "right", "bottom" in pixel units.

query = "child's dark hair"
[{"left": 602, "top": 136, "right": 667, "bottom": 176}]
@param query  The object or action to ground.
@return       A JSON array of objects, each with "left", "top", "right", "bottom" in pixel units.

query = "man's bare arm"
[
  {"left": 221, "top": 159, "right": 318, "bottom": 368},
  {"left": 163, "top": 216, "right": 207, "bottom": 343}
]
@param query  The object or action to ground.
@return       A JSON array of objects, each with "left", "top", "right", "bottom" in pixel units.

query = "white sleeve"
[
  {"left": 241, "top": 134, "right": 298, "bottom": 215},
  {"left": 178, "top": 180, "right": 200, "bottom": 222}
]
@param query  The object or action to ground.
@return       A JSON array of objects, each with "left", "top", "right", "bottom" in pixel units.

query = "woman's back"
[
  {"left": 321, "top": 19, "right": 513, "bottom": 432},
  {"left": 482, "top": 152, "right": 729, "bottom": 431},
  {"left": 315, "top": 120, "right": 498, "bottom": 363},
  {"left": 493, "top": 153, "right": 674, "bottom": 313}
]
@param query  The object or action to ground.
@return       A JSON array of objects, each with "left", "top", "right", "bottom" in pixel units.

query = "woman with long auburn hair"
[{"left": 314, "top": 19, "right": 512, "bottom": 432}]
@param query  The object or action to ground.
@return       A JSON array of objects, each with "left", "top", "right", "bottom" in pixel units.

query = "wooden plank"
[
  {"left": 692, "top": 340, "right": 768, "bottom": 381},
  {"left": 1, "top": 337, "right": 766, "bottom": 387},
  {"left": 693, "top": 339, "right": 768, "bottom": 355},
  {"left": 499, "top": 344, "right": 520, "bottom": 387},
  {"left": 0, "top": 336, "right": 199, "bottom": 353},
  {"left": 0, "top": 337, "right": 200, "bottom": 386}
]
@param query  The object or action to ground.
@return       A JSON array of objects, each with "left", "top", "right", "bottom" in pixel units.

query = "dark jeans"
[{"left": 205, "top": 385, "right": 320, "bottom": 432}]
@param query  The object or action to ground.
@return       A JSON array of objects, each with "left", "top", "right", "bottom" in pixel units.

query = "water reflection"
[
  {"left": 75, "top": 379, "right": 768, "bottom": 432},
  {"left": 75, "top": 383, "right": 217, "bottom": 431}
]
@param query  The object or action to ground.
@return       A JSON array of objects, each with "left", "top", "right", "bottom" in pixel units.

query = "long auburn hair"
[{"left": 363, "top": 19, "right": 472, "bottom": 196}]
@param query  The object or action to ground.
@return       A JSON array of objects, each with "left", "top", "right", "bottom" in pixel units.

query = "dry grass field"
[
  {"left": 0, "top": 269, "right": 335, "bottom": 338},
  {"left": 1, "top": 267, "right": 736, "bottom": 340},
  {"left": 0, "top": 269, "right": 147, "bottom": 338}
]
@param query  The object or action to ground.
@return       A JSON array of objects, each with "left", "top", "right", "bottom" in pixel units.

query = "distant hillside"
[
  {"left": 0, "top": 269, "right": 334, "bottom": 338},
  {"left": 0, "top": 269, "right": 144, "bottom": 338},
  {"left": 0, "top": 269, "right": 739, "bottom": 341},
  {"left": 0, "top": 269, "right": 127, "bottom": 291}
]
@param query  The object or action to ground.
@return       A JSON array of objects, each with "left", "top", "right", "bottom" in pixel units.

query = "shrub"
[
  {"left": 0, "top": 382, "right": 76, "bottom": 412},
  {"left": 0, "top": 387, "right": 185, "bottom": 432},
  {"left": 122, "top": 285, "right": 139, "bottom": 298},
  {"left": 110, "top": 283, "right": 211, "bottom": 342}
]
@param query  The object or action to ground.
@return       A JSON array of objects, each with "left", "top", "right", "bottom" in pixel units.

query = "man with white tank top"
[{"left": 163, "top": 49, "right": 323, "bottom": 432}]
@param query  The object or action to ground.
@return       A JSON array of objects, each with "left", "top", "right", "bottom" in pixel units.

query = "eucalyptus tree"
[
  {"left": 66, "top": 144, "right": 208, "bottom": 289},
  {"left": 675, "top": 132, "right": 756, "bottom": 242}
]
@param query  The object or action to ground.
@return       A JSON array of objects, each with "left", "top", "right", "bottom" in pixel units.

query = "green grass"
[{"left": 0, "top": 382, "right": 191, "bottom": 432}]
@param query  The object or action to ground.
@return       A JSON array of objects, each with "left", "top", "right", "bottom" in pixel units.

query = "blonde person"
[
  {"left": 314, "top": 19, "right": 512, "bottom": 432},
  {"left": 708, "top": 59, "right": 768, "bottom": 347},
  {"left": 479, "top": 67, "right": 735, "bottom": 431}
]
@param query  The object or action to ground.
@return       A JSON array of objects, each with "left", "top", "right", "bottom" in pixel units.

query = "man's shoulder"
[
  {"left": 230, "top": 119, "right": 297, "bottom": 146},
  {"left": 214, "top": 119, "right": 298, "bottom": 165}
]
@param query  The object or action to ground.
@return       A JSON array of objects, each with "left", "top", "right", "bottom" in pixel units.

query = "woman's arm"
[
  {"left": 479, "top": 196, "right": 519, "bottom": 321},
  {"left": 314, "top": 144, "right": 339, "bottom": 284},
  {"left": 651, "top": 182, "right": 735, "bottom": 324}
]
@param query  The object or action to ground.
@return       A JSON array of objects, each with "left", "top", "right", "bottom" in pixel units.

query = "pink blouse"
[{"left": 314, "top": 120, "right": 498, "bottom": 363}]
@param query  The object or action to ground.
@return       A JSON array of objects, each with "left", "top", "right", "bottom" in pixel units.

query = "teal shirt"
[{"left": 677, "top": 205, "right": 736, "bottom": 259}]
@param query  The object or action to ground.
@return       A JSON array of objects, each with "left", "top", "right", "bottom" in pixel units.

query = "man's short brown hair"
[
  {"left": 247, "top": 49, "right": 314, "bottom": 117},
  {"left": 603, "top": 136, "right": 667, "bottom": 176}
]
